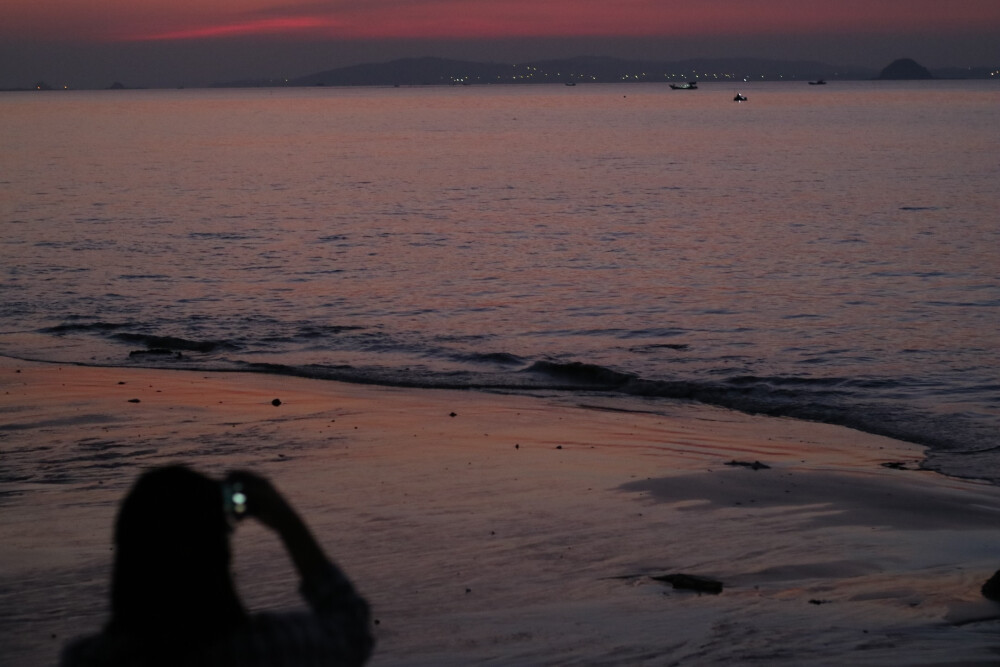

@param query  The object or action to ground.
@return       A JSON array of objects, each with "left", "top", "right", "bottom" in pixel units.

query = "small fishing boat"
[
  {"left": 669, "top": 81, "right": 698, "bottom": 90},
  {"left": 809, "top": 79, "right": 827, "bottom": 85},
  {"left": 733, "top": 93, "right": 747, "bottom": 102}
]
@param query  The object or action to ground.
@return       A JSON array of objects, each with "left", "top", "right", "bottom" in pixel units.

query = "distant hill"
[
  {"left": 878, "top": 58, "right": 933, "bottom": 80},
  {"left": 291, "top": 57, "right": 512, "bottom": 87},
  {"left": 211, "top": 56, "right": 997, "bottom": 88},
  {"left": 215, "top": 56, "right": 878, "bottom": 88}
]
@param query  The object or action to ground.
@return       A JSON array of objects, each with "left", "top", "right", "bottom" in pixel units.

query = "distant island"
[
  {"left": 877, "top": 58, "right": 934, "bottom": 80},
  {"left": 10, "top": 56, "right": 997, "bottom": 92},
  {"left": 211, "top": 56, "right": 997, "bottom": 89}
]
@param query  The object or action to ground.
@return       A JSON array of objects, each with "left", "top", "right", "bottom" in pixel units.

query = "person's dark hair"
[{"left": 109, "top": 466, "right": 247, "bottom": 648}]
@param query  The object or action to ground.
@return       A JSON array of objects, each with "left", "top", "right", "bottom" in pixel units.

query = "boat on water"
[
  {"left": 669, "top": 81, "right": 698, "bottom": 90},
  {"left": 809, "top": 79, "right": 827, "bottom": 85},
  {"left": 733, "top": 93, "right": 747, "bottom": 102}
]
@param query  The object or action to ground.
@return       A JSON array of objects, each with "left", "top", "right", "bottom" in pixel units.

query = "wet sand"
[{"left": 2, "top": 356, "right": 999, "bottom": 665}]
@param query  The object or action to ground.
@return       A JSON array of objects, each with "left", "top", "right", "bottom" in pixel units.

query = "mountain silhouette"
[
  {"left": 203, "top": 56, "right": 996, "bottom": 89},
  {"left": 272, "top": 56, "right": 876, "bottom": 87},
  {"left": 878, "top": 58, "right": 933, "bottom": 80}
]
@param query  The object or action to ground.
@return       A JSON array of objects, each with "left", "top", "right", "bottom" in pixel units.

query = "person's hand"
[
  {"left": 224, "top": 470, "right": 296, "bottom": 532},
  {"left": 225, "top": 470, "right": 331, "bottom": 582}
]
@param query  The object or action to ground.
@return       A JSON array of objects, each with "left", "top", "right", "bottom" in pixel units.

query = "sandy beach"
[{"left": 2, "top": 355, "right": 999, "bottom": 665}]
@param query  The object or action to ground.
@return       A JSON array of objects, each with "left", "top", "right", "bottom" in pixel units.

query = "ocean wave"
[
  {"left": 11, "top": 321, "right": 998, "bottom": 484},
  {"left": 40, "top": 322, "right": 134, "bottom": 334},
  {"left": 459, "top": 351, "right": 527, "bottom": 367},
  {"left": 112, "top": 333, "right": 236, "bottom": 354},
  {"left": 523, "top": 360, "right": 635, "bottom": 386},
  {"left": 219, "top": 358, "right": 993, "bottom": 471}
]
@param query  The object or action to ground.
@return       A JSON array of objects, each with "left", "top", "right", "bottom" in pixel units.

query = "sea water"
[{"left": 1, "top": 81, "right": 998, "bottom": 481}]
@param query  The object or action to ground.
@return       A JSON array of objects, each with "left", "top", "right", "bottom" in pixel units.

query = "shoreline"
[
  {"left": 2, "top": 356, "right": 999, "bottom": 664},
  {"left": 3, "top": 349, "right": 988, "bottom": 487}
]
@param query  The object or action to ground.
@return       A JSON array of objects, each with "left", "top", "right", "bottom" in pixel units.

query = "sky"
[{"left": 3, "top": 0, "right": 1000, "bottom": 88}]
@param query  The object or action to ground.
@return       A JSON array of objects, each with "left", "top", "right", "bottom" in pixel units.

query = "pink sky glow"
[
  {"left": 4, "top": 0, "right": 999, "bottom": 88},
  {"left": 7, "top": 0, "right": 1000, "bottom": 44}
]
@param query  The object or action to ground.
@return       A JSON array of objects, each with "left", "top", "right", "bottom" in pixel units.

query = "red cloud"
[
  {"left": 129, "top": 16, "right": 344, "bottom": 41},
  {"left": 8, "top": 0, "right": 1000, "bottom": 44}
]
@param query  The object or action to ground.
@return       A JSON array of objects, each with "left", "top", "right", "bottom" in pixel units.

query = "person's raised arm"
[
  {"left": 224, "top": 470, "right": 374, "bottom": 664},
  {"left": 225, "top": 471, "right": 330, "bottom": 583}
]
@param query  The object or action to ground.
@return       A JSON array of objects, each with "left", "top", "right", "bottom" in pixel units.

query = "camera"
[{"left": 223, "top": 482, "right": 248, "bottom": 521}]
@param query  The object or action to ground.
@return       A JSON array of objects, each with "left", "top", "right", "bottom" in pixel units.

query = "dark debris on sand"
[
  {"left": 651, "top": 573, "right": 724, "bottom": 595},
  {"left": 982, "top": 570, "right": 1000, "bottom": 601},
  {"left": 724, "top": 460, "right": 770, "bottom": 470}
]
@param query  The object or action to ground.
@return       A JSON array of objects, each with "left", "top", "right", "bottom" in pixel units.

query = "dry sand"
[{"left": 2, "top": 356, "right": 999, "bottom": 665}]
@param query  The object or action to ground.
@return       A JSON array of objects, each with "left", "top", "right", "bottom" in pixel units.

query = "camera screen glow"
[{"left": 232, "top": 491, "right": 247, "bottom": 513}]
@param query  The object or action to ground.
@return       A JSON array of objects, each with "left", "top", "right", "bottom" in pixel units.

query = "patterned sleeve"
[{"left": 62, "top": 564, "right": 375, "bottom": 666}]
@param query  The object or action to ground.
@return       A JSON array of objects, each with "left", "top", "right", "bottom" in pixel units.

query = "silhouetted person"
[{"left": 62, "top": 466, "right": 373, "bottom": 666}]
